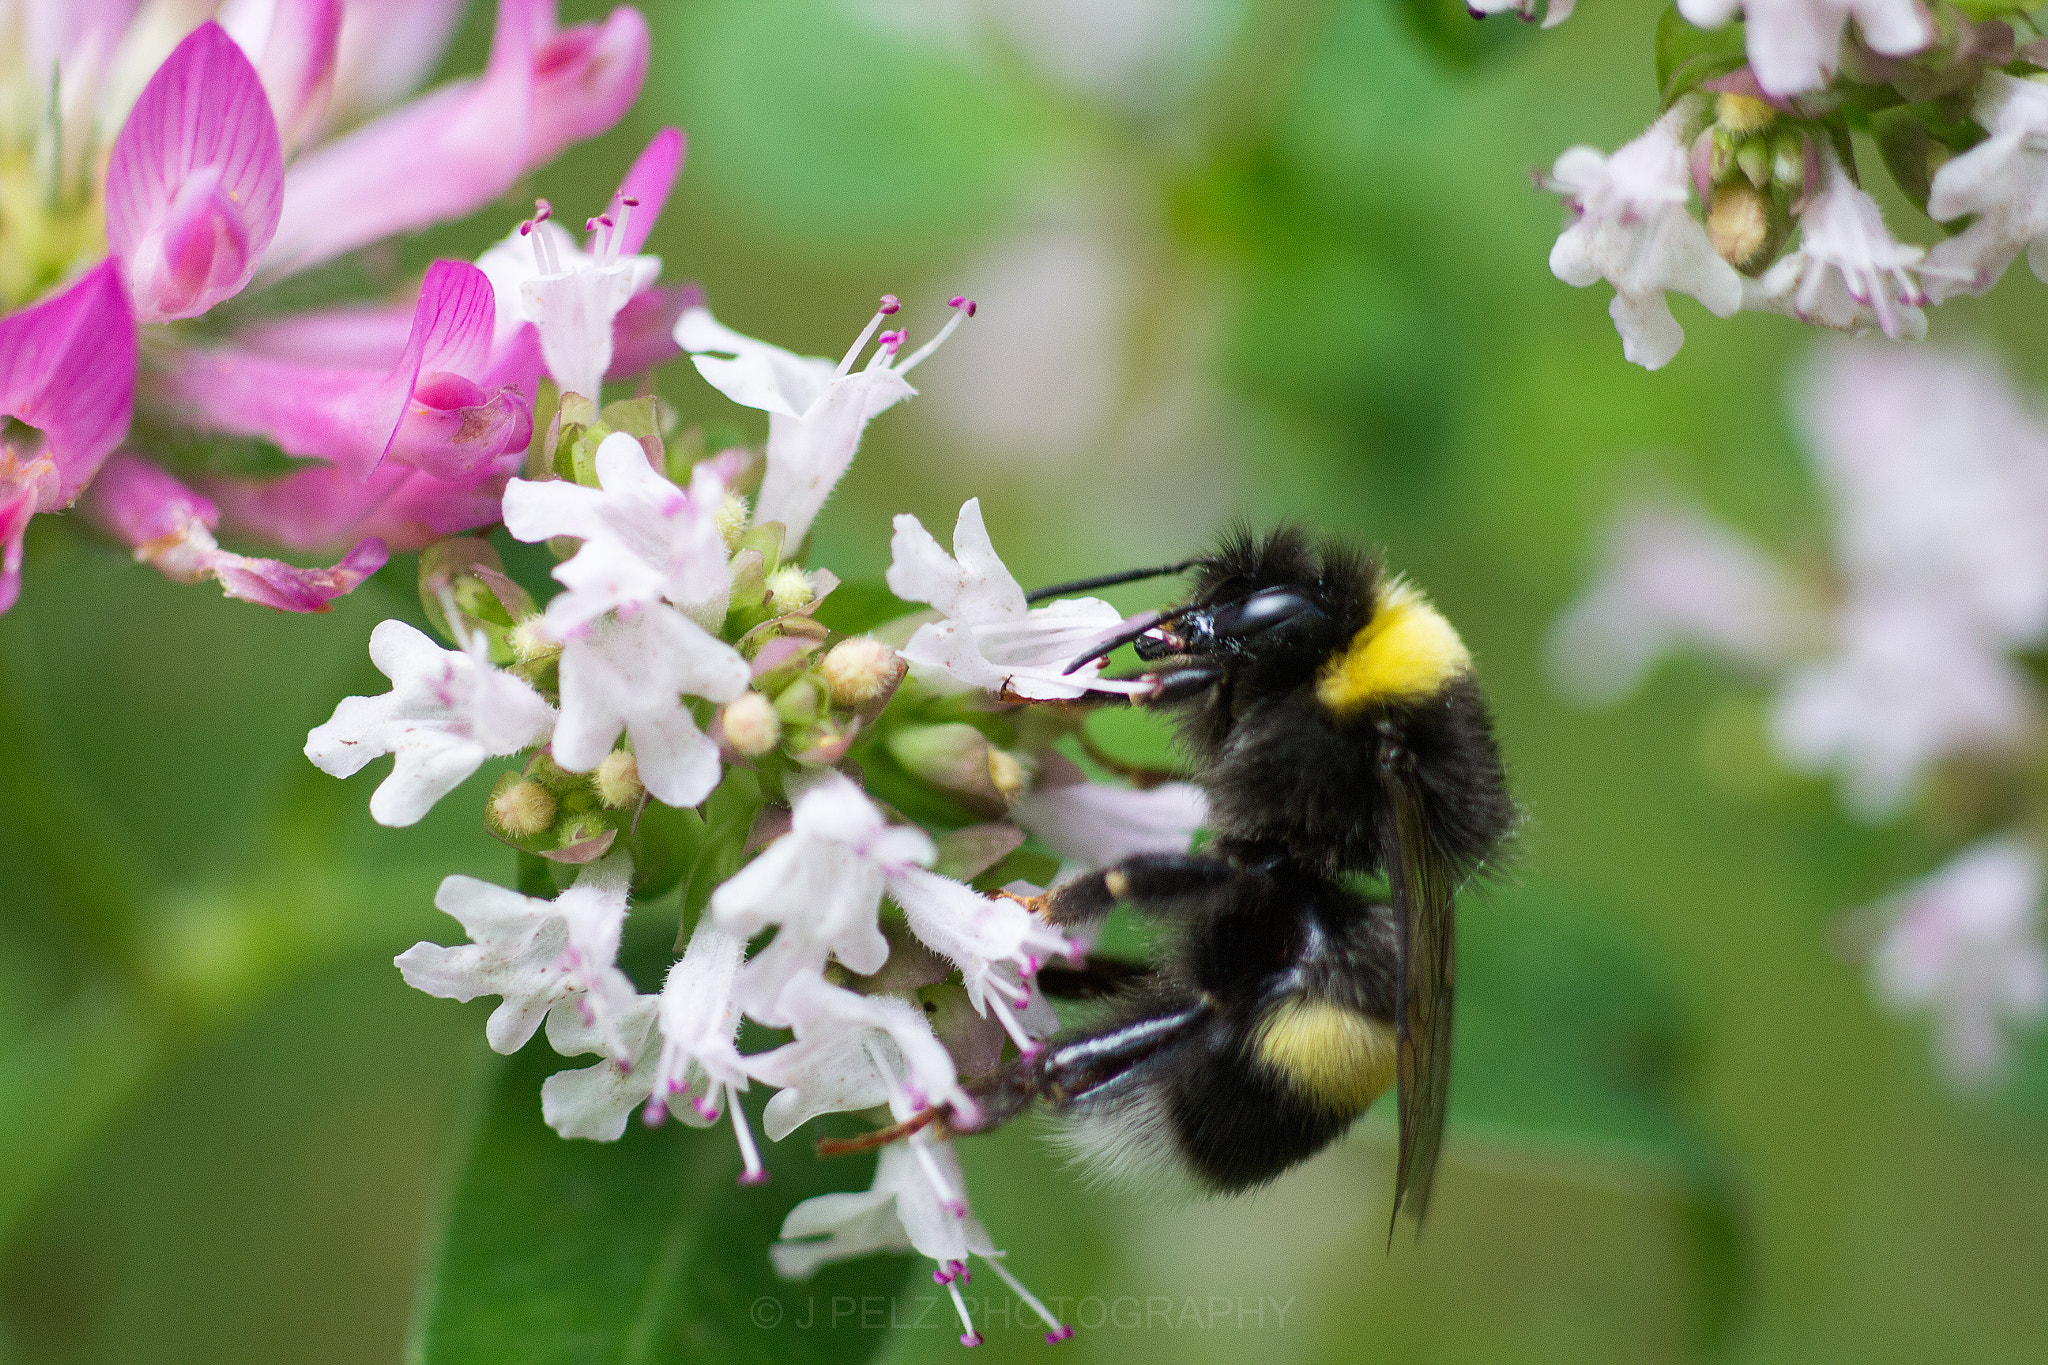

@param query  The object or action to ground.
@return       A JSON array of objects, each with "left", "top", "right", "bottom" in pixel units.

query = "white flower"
[
  {"left": 1547, "top": 493, "right": 1811, "bottom": 704},
  {"left": 647, "top": 921, "right": 754, "bottom": 1132},
  {"left": 475, "top": 210, "right": 659, "bottom": 401},
  {"left": 770, "top": 1122, "right": 1073, "bottom": 1344},
  {"left": 1869, "top": 838, "right": 2048, "bottom": 1087},
  {"left": 305, "top": 619, "right": 555, "bottom": 827},
  {"left": 1011, "top": 778, "right": 1209, "bottom": 869},
  {"left": 748, "top": 975, "right": 970, "bottom": 1139},
  {"left": 1678, "top": 0, "right": 1931, "bottom": 96},
  {"left": 1544, "top": 100, "right": 1743, "bottom": 371},
  {"left": 502, "top": 432, "right": 730, "bottom": 636},
  {"left": 1798, "top": 343, "right": 2048, "bottom": 644},
  {"left": 396, "top": 855, "right": 639, "bottom": 1058},
  {"left": 552, "top": 603, "right": 750, "bottom": 808},
  {"left": 1748, "top": 144, "right": 1930, "bottom": 341},
  {"left": 1769, "top": 591, "right": 2036, "bottom": 818},
  {"left": 1925, "top": 73, "right": 2048, "bottom": 302},
  {"left": 540, "top": 993, "right": 660, "bottom": 1141},
  {"left": 711, "top": 772, "right": 934, "bottom": 1023},
  {"left": 886, "top": 497, "right": 1141, "bottom": 700},
  {"left": 676, "top": 295, "right": 972, "bottom": 545},
  {"left": 888, "top": 866, "right": 1072, "bottom": 1052}
]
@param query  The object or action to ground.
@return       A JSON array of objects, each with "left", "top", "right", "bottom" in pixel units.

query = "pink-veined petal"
[
  {"left": 608, "top": 282, "right": 698, "bottom": 381},
  {"left": 0, "top": 260, "right": 135, "bottom": 502},
  {"left": 105, "top": 22, "right": 284, "bottom": 323},
  {"left": 149, "top": 258, "right": 511, "bottom": 481}
]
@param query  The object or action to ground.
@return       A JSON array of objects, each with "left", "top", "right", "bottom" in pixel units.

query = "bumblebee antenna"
[{"left": 1023, "top": 557, "right": 1206, "bottom": 604}]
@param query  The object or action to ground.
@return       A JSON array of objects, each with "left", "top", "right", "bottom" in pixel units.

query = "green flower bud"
[
  {"left": 722, "top": 692, "right": 783, "bottom": 757},
  {"left": 1735, "top": 139, "right": 1770, "bottom": 189},
  {"left": 489, "top": 778, "right": 558, "bottom": 839},
  {"left": 595, "top": 751, "right": 645, "bottom": 808},
  {"left": 767, "top": 565, "right": 815, "bottom": 616}
]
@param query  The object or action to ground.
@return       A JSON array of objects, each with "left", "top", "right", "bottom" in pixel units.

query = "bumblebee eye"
[{"left": 1209, "top": 586, "right": 1317, "bottom": 639}]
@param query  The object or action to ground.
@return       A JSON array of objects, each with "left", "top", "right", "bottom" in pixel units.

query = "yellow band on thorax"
[{"left": 1314, "top": 578, "right": 1471, "bottom": 715}]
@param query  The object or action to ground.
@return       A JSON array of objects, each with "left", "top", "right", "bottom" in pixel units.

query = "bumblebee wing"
[{"left": 1382, "top": 764, "right": 1456, "bottom": 1236}]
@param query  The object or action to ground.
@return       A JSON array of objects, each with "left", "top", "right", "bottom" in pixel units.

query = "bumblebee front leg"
[
  {"left": 1037, "top": 851, "right": 1239, "bottom": 927},
  {"left": 962, "top": 999, "right": 1213, "bottom": 1130}
]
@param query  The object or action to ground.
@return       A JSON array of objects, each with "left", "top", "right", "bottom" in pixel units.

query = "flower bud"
[
  {"left": 490, "top": 779, "right": 557, "bottom": 838},
  {"left": 723, "top": 691, "right": 783, "bottom": 757},
  {"left": 819, "top": 636, "right": 899, "bottom": 707},
  {"left": 509, "top": 615, "right": 562, "bottom": 663},
  {"left": 1770, "top": 129, "right": 1804, "bottom": 191},
  {"left": 1716, "top": 91, "right": 1777, "bottom": 135},
  {"left": 767, "top": 565, "right": 814, "bottom": 616},
  {"left": 986, "top": 747, "right": 1029, "bottom": 801},
  {"left": 888, "top": 722, "right": 1007, "bottom": 813},
  {"left": 716, "top": 492, "right": 750, "bottom": 551},
  {"left": 1707, "top": 182, "right": 1770, "bottom": 268},
  {"left": 773, "top": 676, "right": 824, "bottom": 725},
  {"left": 1735, "top": 139, "right": 1769, "bottom": 189},
  {"left": 595, "top": 751, "right": 644, "bottom": 808}
]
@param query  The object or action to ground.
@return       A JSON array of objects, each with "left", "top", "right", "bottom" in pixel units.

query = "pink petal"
[
  {"left": 21, "top": 0, "right": 140, "bottom": 77},
  {"left": 264, "top": 0, "right": 548, "bottom": 278},
  {"left": 0, "top": 260, "right": 136, "bottom": 501},
  {"left": 526, "top": 7, "right": 652, "bottom": 170},
  {"left": 150, "top": 259, "right": 519, "bottom": 481},
  {"left": 326, "top": 0, "right": 466, "bottom": 127},
  {"left": 231, "top": 300, "right": 416, "bottom": 368},
  {"left": 608, "top": 283, "right": 699, "bottom": 381},
  {"left": 207, "top": 459, "right": 513, "bottom": 554},
  {"left": 615, "top": 126, "right": 685, "bottom": 255},
  {"left": 106, "top": 22, "right": 285, "bottom": 323},
  {"left": 220, "top": 0, "right": 343, "bottom": 153},
  {"left": 82, "top": 452, "right": 388, "bottom": 612}
]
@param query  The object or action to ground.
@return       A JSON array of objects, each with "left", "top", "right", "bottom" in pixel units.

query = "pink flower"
[{"left": 0, "top": 1, "right": 653, "bottom": 612}]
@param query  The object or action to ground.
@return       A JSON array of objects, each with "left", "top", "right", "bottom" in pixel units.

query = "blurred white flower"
[
  {"left": 1747, "top": 145, "right": 1929, "bottom": 341},
  {"left": 1869, "top": 838, "right": 2048, "bottom": 1087},
  {"left": 1769, "top": 591, "right": 2035, "bottom": 818},
  {"left": 887, "top": 497, "right": 1141, "bottom": 699},
  {"left": 1010, "top": 777, "right": 1209, "bottom": 869},
  {"left": 919, "top": 222, "right": 1126, "bottom": 462},
  {"left": 676, "top": 297, "right": 970, "bottom": 545},
  {"left": 502, "top": 432, "right": 730, "bottom": 637},
  {"left": 1678, "top": 0, "right": 1931, "bottom": 96},
  {"left": 748, "top": 973, "right": 974, "bottom": 1134},
  {"left": 1548, "top": 493, "right": 1811, "bottom": 704},
  {"left": 1544, "top": 99, "right": 1743, "bottom": 371},
  {"left": 305, "top": 618, "right": 555, "bottom": 827},
  {"left": 552, "top": 604, "right": 750, "bottom": 807},
  {"left": 397, "top": 856, "right": 639, "bottom": 1059},
  {"left": 1925, "top": 73, "right": 2048, "bottom": 302},
  {"left": 1799, "top": 344, "right": 2048, "bottom": 644}
]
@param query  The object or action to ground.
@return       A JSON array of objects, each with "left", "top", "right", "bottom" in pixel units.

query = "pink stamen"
[
  {"left": 895, "top": 299, "right": 973, "bottom": 374},
  {"left": 621, "top": 196, "right": 640, "bottom": 208},
  {"left": 641, "top": 1099, "right": 668, "bottom": 1127},
  {"left": 835, "top": 305, "right": 892, "bottom": 378},
  {"left": 879, "top": 294, "right": 900, "bottom": 314},
  {"left": 945, "top": 1279, "right": 980, "bottom": 1347},
  {"left": 533, "top": 198, "right": 552, "bottom": 223},
  {"left": 729, "top": 1086, "right": 769, "bottom": 1185},
  {"left": 985, "top": 1254, "right": 1070, "bottom": 1342},
  {"left": 947, "top": 295, "right": 977, "bottom": 317}
]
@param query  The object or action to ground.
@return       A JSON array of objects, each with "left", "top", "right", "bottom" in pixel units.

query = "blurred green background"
[{"left": 6, "top": 0, "right": 2048, "bottom": 1361}]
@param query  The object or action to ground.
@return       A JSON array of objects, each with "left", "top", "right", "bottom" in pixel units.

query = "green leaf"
[
  {"left": 1394, "top": 0, "right": 1540, "bottom": 70},
  {"left": 407, "top": 1043, "right": 914, "bottom": 1365},
  {"left": 678, "top": 769, "right": 768, "bottom": 945},
  {"left": 1656, "top": 4, "right": 1749, "bottom": 107}
]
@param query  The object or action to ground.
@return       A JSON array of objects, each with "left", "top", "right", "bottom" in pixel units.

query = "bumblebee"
[{"left": 841, "top": 528, "right": 1515, "bottom": 1228}]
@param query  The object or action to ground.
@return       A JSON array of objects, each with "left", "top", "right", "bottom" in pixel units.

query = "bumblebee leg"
[
  {"left": 1034, "top": 954, "right": 1150, "bottom": 999},
  {"left": 1040, "top": 852, "right": 1239, "bottom": 927},
  {"left": 963, "top": 1000, "right": 1213, "bottom": 1130},
  {"left": 1137, "top": 663, "right": 1225, "bottom": 706}
]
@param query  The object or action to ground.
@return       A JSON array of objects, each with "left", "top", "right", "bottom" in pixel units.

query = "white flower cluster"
[
  {"left": 1551, "top": 342, "right": 2048, "bottom": 1083},
  {"left": 1532, "top": 9, "right": 2048, "bottom": 367},
  {"left": 303, "top": 295, "right": 1208, "bottom": 1339}
]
